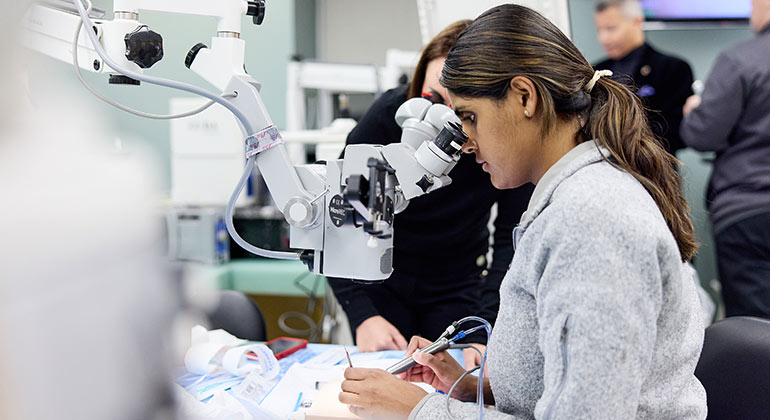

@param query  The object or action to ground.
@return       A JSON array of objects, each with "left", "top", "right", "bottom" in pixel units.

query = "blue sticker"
[{"left": 637, "top": 85, "right": 656, "bottom": 98}]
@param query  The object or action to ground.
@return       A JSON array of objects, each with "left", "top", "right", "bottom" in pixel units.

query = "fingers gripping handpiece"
[
  {"left": 385, "top": 316, "right": 492, "bottom": 420},
  {"left": 385, "top": 337, "right": 452, "bottom": 374},
  {"left": 384, "top": 317, "right": 484, "bottom": 374}
]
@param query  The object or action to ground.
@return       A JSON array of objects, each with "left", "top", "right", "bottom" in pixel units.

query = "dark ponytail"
[
  {"left": 588, "top": 77, "right": 697, "bottom": 260},
  {"left": 442, "top": 4, "right": 697, "bottom": 260}
]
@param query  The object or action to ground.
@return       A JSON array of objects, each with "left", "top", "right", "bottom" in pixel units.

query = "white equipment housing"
[{"left": 22, "top": 0, "right": 468, "bottom": 281}]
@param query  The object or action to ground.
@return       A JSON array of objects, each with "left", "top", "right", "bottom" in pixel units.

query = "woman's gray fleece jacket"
[{"left": 409, "top": 141, "right": 707, "bottom": 420}]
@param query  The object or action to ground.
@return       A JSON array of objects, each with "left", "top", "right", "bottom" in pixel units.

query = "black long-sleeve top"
[{"left": 328, "top": 85, "right": 534, "bottom": 332}]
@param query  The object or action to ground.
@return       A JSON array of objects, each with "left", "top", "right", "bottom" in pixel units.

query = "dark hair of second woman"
[
  {"left": 407, "top": 19, "right": 471, "bottom": 99},
  {"left": 441, "top": 4, "right": 697, "bottom": 260}
]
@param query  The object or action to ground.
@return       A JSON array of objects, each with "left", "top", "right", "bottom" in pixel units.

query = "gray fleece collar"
[{"left": 518, "top": 140, "right": 609, "bottom": 228}]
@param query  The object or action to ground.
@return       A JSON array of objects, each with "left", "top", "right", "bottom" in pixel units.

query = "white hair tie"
[{"left": 585, "top": 69, "right": 613, "bottom": 92}]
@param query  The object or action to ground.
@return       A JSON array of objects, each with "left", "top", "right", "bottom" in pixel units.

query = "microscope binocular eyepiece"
[
  {"left": 412, "top": 120, "right": 468, "bottom": 180},
  {"left": 431, "top": 121, "right": 468, "bottom": 158}
]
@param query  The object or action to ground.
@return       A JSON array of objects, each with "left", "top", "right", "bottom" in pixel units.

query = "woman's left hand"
[
  {"left": 462, "top": 343, "right": 487, "bottom": 373},
  {"left": 339, "top": 367, "right": 428, "bottom": 420}
]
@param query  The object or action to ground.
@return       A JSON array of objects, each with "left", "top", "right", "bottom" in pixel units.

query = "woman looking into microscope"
[
  {"left": 337, "top": 5, "right": 707, "bottom": 420},
  {"left": 327, "top": 20, "right": 533, "bottom": 370}
]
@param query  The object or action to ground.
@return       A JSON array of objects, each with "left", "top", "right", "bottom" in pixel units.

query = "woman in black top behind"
[{"left": 327, "top": 20, "right": 533, "bottom": 369}]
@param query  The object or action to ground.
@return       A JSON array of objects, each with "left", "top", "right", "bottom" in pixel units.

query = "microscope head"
[{"left": 381, "top": 97, "right": 468, "bottom": 201}]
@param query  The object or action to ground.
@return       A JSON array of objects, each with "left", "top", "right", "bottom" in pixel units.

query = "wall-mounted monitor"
[{"left": 641, "top": 0, "right": 750, "bottom": 22}]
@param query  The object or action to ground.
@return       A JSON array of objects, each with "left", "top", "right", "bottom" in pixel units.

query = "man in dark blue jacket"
[{"left": 593, "top": 0, "right": 694, "bottom": 155}]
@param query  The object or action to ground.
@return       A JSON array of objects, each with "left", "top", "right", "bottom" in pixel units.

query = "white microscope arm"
[
  {"left": 24, "top": 3, "right": 150, "bottom": 77},
  {"left": 22, "top": 0, "right": 468, "bottom": 282}
]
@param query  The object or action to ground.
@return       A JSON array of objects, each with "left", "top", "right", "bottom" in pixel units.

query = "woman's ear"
[{"left": 509, "top": 76, "right": 538, "bottom": 117}]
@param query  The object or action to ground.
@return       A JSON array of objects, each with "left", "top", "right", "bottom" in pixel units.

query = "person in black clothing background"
[
  {"left": 593, "top": 0, "right": 694, "bottom": 155},
  {"left": 327, "top": 21, "right": 533, "bottom": 369}
]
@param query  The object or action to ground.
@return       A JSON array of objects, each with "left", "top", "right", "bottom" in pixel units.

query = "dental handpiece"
[{"left": 385, "top": 337, "right": 451, "bottom": 374}]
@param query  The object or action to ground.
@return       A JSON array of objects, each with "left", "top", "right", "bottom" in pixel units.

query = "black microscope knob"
[
  {"left": 247, "top": 0, "right": 266, "bottom": 25},
  {"left": 185, "top": 43, "right": 208, "bottom": 69},
  {"left": 109, "top": 74, "right": 141, "bottom": 85},
  {"left": 124, "top": 25, "right": 163, "bottom": 69}
]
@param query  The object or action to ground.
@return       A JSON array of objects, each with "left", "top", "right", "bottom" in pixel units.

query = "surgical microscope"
[{"left": 23, "top": 0, "right": 468, "bottom": 282}]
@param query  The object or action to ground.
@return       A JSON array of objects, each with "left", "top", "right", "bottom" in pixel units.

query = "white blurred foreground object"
[{"left": 0, "top": 48, "right": 176, "bottom": 420}]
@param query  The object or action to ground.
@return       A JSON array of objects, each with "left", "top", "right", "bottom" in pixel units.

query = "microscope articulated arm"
[
  {"left": 113, "top": 0, "right": 258, "bottom": 33},
  {"left": 218, "top": 74, "right": 319, "bottom": 227},
  {"left": 22, "top": 0, "right": 468, "bottom": 281}
]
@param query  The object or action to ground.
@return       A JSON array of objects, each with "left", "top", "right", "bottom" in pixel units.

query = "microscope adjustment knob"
[
  {"left": 247, "top": 0, "right": 267, "bottom": 25},
  {"left": 185, "top": 43, "right": 208, "bottom": 69},
  {"left": 124, "top": 25, "right": 164, "bottom": 69},
  {"left": 109, "top": 74, "right": 140, "bottom": 85},
  {"left": 416, "top": 175, "right": 434, "bottom": 193},
  {"left": 284, "top": 197, "right": 318, "bottom": 228}
]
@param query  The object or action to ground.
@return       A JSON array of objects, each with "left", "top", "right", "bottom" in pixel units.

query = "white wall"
[
  {"left": 317, "top": 0, "right": 422, "bottom": 65},
  {"left": 25, "top": 0, "right": 306, "bottom": 192}
]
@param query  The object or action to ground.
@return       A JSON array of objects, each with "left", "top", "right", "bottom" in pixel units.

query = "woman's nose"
[{"left": 461, "top": 140, "right": 477, "bottom": 154}]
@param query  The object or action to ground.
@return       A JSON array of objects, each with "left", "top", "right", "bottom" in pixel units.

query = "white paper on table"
[
  {"left": 222, "top": 344, "right": 279, "bottom": 378},
  {"left": 185, "top": 342, "right": 227, "bottom": 375},
  {"left": 304, "top": 358, "right": 435, "bottom": 420},
  {"left": 303, "top": 347, "right": 349, "bottom": 367},
  {"left": 260, "top": 352, "right": 435, "bottom": 418},
  {"left": 349, "top": 351, "right": 402, "bottom": 365},
  {"left": 186, "top": 325, "right": 245, "bottom": 375},
  {"left": 185, "top": 326, "right": 279, "bottom": 377},
  {"left": 232, "top": 368, "right": 280, "bottom": 405},
  {"left": 174, "top": 383, "right": 251, "bottom": 420},
  {"left": 184, "top": 372, "right": 243, "bottom": 401},
  {"left": 192, "top": 325, "right": 247, "bottom": 347},
  {"left": 260, "top": 363, "right": 346, "bottom": 415}
]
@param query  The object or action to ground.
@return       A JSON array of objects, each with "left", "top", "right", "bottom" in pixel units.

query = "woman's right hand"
[{"left": 398, "top": 336, "right": 478, "bottom": 402}]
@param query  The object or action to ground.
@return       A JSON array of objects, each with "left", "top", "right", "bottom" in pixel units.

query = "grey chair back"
[{"left": 207, "top": 290, "right": 267, "bottom": 342}]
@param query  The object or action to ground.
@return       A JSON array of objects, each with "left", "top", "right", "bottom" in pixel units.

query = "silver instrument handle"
[{"left": 385, "top": 337, "right": 450, "bottom": 374}]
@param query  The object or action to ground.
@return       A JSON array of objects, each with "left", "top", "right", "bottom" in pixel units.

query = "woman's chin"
[
  {"left": 489, "top": 175, "right": 507, "bottom": 190},
  {"left": 490, "top": 173, "right": 525, "bottom": 190}
]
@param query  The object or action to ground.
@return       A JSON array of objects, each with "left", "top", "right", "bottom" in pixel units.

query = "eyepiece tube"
[
  {"left": 414, "top": 121, "right": 468, "bottom": 177},
  {"left": 432, "top": 121, "right": 468, "bottom": 158}
]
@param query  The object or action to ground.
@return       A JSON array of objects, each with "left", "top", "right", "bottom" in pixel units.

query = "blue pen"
[{"left": 293, "top": 392, "right": 303, "bottom": 411}]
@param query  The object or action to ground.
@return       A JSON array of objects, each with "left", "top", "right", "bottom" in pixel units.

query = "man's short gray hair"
[{"left": 595, "top": 0, "right": 644, "bottom": 19}]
